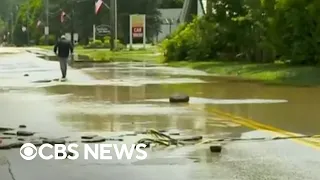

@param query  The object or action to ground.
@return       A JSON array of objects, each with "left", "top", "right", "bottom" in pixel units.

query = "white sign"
[
  {"left": 22, "top": 26, "right": 26, "bottom": 32},
  {"left": 19, "top": 143, "right": 148, "bottom": 161},
  {"left": 44, "top": 26, "right": 49, "bottom": 35},
  {"left": 65, "top": 33, "right": 71, "bottom": 41},
  {"left": 129, "top": 14, "right": 146, "bottom": 49},
  {"left": 73, "top": 33, "right": 78, "bottom": 43},
  {"left": 132, "top": 27, "right": 143, "bottom": 37}
]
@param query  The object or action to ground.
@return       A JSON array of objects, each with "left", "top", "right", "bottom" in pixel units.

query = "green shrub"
[
  {"left": 103, "top": 42, "right": 110, "bottom": 48},
  {"left": 115, "top": 42, "right": 126, "bottom": 50},
  {"left": 85, "top": 38, "right": 126, "bottom": 50},
  {"left": 162, "top": 17, "right": 215, "bottom": 61},
  {"left": 86, "top": 40, "right": 103, "bottom": 48},
  {"left": 103, "top": 36, "right": 110, "bottom": 43},
  {"left": 39, "top": 35, "right": 56, "bottom": 45}
]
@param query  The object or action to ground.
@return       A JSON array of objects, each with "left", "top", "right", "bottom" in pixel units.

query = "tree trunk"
[{"left": 206, "top": 0, "right": 212, "bottom": 15}]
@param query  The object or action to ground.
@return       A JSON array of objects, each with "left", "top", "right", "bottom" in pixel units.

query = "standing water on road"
[{"left": 0, "top": 51, "right": 320, "bottom": 180}]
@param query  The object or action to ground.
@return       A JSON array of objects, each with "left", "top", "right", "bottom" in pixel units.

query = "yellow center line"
[{"left": 189, "top": 105, "right": 320, "bottom": 150}]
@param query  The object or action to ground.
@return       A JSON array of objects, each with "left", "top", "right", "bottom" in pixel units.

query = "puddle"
[
  {"left": 39, "top": 54, "right": 93, "bottom": 62},
  {"left": 82, "top": 66, "right": 210, "bottom": 77},
  {"left": 0, "top": 92, "right": 71, "bottom": 101},
  {"left": 54, "top": 103, "right": 197, "bottom": 115},
  {"left": 0, "top": 78, "right": 206, "bottom": 89}
]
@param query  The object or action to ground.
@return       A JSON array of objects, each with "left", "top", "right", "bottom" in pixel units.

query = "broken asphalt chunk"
[
  {"left": 105, "top": 138, "right": 123, "bottom": 142},
  {"left": 19, "top": 125, "right": 27, "bottom": 128},
  {"left": 58, "top": 151, "right": 75, "bottom": 158},
  {"left": 178, "top": 136, "right": 203, "bottom": 142},
  {"left": 0, "top": 144, "right": 11, "bottom": 150},
  {"left": 30, "top": 140, "right": 44, "bottom": 147},
  {"left": 17, "top": 131, "right": 35, "bottom": 136},
  {"left": 3, "top": 131, "right": 16, "bottom": 136},
  {"left": 0, "top": 136, "right": 13, "bottom": 139},
  {"left": 81, "top": 135, "right": 98, "bottom": 140},
  {"left": 210, "top": 145, "right": 222, "bottom": 153},
  {"left": 81, "top": 136, "right": 106, "bottom": 143},
  {"left": 169, "top": 132, "right": 180, "bottom": 136},
  {"left": 0, "top": 127, "right": 14, "bottom": 132},
  {"left": 0, "top": 141, "right": 24, "bottom": 149},
  {"left": 9, "top": 142, "right": 24, "bottom": 148},
  {"left": 43, "top": 139, "right": 66, "bottom": 145}
]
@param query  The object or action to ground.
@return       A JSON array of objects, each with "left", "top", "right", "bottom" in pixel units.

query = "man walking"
[{"left": 54, "top": 35, "right": 73, "bottom": 80}]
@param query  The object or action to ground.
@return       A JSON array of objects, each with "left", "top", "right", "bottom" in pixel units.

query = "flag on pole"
[
  {"left": 61, "top": 11, "right": 66, "bottom": 23},
  {"left": 36, "top": 20, "right": 41, "bottom": 27},
  {"left": 95, "top": 0, "right": 103, "bottom": 14}
]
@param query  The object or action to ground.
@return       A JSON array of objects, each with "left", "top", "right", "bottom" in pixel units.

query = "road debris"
[{"left": 169, "top": 93, "right": 189, "bottom": 103}]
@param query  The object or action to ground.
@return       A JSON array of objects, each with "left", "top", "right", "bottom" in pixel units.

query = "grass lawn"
[{"left": 168, "top": 61, "right": 320, "bottom": 86}]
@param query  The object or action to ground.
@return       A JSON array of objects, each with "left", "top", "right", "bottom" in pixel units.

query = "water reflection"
[{"left": 41, "top": 61, "right": 320, "bottom": 136}]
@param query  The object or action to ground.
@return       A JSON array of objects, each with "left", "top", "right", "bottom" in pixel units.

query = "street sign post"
[
  {"left": 44, "top": 26, "right": 49, "bottom": 35},
  {"left": 73, "top": 33, "right": 78, "bottom": 44},
  {"left": 129, "top": 14, "right": 146, "bottom": 49},
  {"left": 65, "top": 33, "right": 71, "bottom": 41}
]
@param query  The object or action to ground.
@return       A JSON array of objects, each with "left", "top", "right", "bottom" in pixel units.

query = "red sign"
[{"left": 132, "top": 27, "right": 143, "bottom": 38}]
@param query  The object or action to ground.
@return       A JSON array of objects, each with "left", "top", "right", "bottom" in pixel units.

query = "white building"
[
  {"left": 156, "top": 8, "right": 182, "bottom": 42},
  {"left": 156, "top": 0, "right": 207, "bottom": 42}
]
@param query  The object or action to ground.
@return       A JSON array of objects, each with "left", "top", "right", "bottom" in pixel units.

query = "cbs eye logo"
[{"left": 20, "top": 143, "right": 37, "bottom": 160}]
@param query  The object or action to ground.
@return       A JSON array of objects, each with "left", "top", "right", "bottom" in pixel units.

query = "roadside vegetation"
[{"left": 161, "top": 0, "right": 320, "bottom": 86}]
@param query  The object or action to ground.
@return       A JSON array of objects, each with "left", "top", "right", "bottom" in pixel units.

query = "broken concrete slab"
[
  {"left": 0, "top": 127, "right": 14, "bottom": 132},
  {"left": 30, "top": 140, "right": 44, "bottom": 147},
  {"left": 81, "top": 135, "right": 98, "bottom": 140},
  {"left": 0, "top": 141, "right": 23, "bottom": 149},
  {"left": 2, "top": 131, "right": 16, "bottom": 136},
  {"left": 81, "top": 136, "right": 106, "bottom": 143},
  {"left": 18, "top": 125, "right": 27, "bottom": 128},
  {"left": 210, "top": 144, "right": 222, "bottom": 153},
  {"left": 177, "top": 136, "right": 203, "bottom": 142},
  {"left": 105, "top": 138, "right": 124, "bottom": 142},
  {"left": 43, "top": 139, "right": 66, "bottom": 145},
  {"left": 17, "top": 131, "right": 35, "bottom": 136}
]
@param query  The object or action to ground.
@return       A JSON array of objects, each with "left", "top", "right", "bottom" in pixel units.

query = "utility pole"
[
  {"left": 169, "top": 19, "right": 172, "bottom": 34},
  {"left": 10, "top": 12, "right": 13, "bottom": 44},
  {"left": 26, "top": 7, "right": 29, "bottom": 46},
  {"left": 114, "top": 0, "right": 117, "bottom": 49},
  {"left": 71, "top": 4, "right": 75, "bottom": 45},
  {"left": 45, "top": 0, "right": 49, "bottom": 44},
  {"left": 11, "top": 5, "right": 19, "bottom": 45},
  {"left": 109, "top": 0, "right": 115, "bottom": 51}
]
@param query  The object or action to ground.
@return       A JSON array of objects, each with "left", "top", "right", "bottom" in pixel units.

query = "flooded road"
[{"left": 0, "top": 49, "right": 320, "bottom": 180}]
